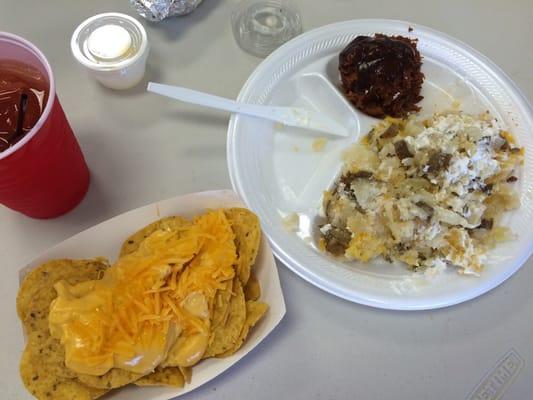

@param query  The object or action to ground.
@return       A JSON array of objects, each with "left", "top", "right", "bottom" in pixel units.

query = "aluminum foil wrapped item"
[{"left": 130, "top": 0, "right": 204, "bottom": 21}]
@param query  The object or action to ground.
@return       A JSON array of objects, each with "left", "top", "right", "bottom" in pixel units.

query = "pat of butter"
[{"left": 87, "top": 24, "right": 132, "bottom": 60}]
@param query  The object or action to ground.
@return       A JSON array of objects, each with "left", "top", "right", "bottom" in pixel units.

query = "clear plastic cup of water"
[{"left": 231, "top": 0, "right": 302, "bottom": 58}]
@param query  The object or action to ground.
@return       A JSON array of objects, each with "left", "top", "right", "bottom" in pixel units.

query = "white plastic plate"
[
  {"left": 227, "top": 19, "right": 533, "bottom": 310},
  {"left": 19, "top": 190, "right": 285, "bottom": 399}
]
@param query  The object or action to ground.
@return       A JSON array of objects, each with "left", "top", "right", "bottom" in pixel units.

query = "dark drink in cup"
[
  {"left": 0, "top": 33, "right": 90, "bottom": 218},
  {"left": 0, "top": 60, "right": 49, "bottom": 152}
]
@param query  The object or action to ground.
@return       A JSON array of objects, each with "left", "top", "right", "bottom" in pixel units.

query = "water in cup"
[{"left": 232, "top": 0, "right": 302, "bottom": 58}]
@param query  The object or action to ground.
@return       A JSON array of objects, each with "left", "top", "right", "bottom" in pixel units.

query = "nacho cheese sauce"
[
  {"left": 48, "top": 210, "right": 236, "bottom": 376},
  {"left": 320, "top": 112, "right": 524, "bottom": 275}
]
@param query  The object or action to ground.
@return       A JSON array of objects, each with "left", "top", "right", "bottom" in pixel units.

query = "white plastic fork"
[{"left": 147, "top": 82, "right": 350, "bottom": 137}]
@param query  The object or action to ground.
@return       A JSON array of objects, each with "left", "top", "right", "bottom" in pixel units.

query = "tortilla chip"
[
  {"left": 217, "top": 301, "right": 268, "bottom": 358},
  {"left": 134, "top": 367, "right": 185, "bottom": 387},
  {"left": 20, "top": 330, "right": 107, "bottom": 400},
  {"left": 211, "top": 279, "right": 234, "bottom": 329},
  {"left": 76, "top": 369, "right": 144, "bottom": 390},
  {"left": 119, "top": 216, "right": 190, "bottom": 257},
  {"left": 135, "top": 365, "right": 193, "bottom": 388},
  {"left": 18, "top": 258, "right": 141, "bottom": 391},
  {"left": 243, "top": 272, "right": 261, "bottom": 301},
  {"left": 203, "top": 277, "right": 246, "bottom": 357},
  {"left": 17, "top": 259, "right": 109, "bottom": 333},
  {"left": 18, "top": 209, "right": 265, "bottom": 398},
  {"left": 224, "top": 208, "right": 261, "bottom": 286},
  {"left": 179, "top": 366, "right": 192, "bottom": 384}
]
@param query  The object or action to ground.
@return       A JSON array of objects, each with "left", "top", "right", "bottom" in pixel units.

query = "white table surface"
[{"left": 1, "top": 1, "right": 532, "bottom": 399}]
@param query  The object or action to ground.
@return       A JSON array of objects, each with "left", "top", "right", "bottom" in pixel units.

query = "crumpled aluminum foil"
[{"left": 129, "top": 0, "right": 204, "bottom": 22}]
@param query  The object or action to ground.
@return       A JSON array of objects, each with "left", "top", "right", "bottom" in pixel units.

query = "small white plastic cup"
[{"left": 71, "top": 13, "right": 149, "bottom": 90}]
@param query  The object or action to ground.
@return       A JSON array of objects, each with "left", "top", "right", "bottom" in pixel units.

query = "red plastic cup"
[{"left": 0, "top": 33, "right": 89, "bottom": 218}]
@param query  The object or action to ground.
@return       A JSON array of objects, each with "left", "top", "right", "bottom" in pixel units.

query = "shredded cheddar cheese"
[{"left": 48, "top": 210, "right": 237, "bottom": 376}]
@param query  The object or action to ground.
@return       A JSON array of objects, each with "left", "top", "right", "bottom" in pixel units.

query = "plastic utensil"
[{"left": 147, "top": 82, "right": 349, "bottom": 137}]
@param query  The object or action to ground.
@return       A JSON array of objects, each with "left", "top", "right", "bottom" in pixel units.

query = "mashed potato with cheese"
[{"left": 320, "top": 111, "right": 524, "bottom": 275}]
